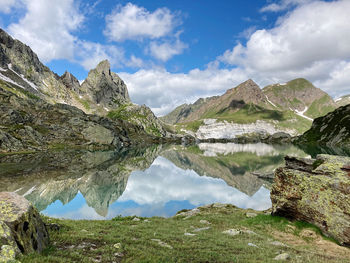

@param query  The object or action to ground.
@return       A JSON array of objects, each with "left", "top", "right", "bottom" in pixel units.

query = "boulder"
[
  {"left": 0, "top": 192, "right": 49, "bottom": 261},
  {"left": 271, "top": 154, "right": 350, "bottom": 246}
]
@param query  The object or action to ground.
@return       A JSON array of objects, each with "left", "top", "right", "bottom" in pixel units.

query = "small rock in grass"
[
  {"left": 184, "top": 232, "right": 196, "bottom": 236},
  {"left": 222, "top": 229, "right": 241, "bottom": 236},
  {"left": 246, "top": 212, "right": 258, "bottom": 218},
  {"left": 270, "top": 241, "right": 288, "bottom": 247},
  {"left": 274, "top": 253, "right": 290, "bottom": 261},
  {"left": 113, "top": 243, "right": 121, "bottom": 249},
  {"left": 223, "top": 228, "right": 257, "bottom": 236},
  {"left": 200, "top": 220, "right": 211, "bottom": 225},
  {"left": 193, "top": 227, "right": 210, "bottom": 232},
  {"left": 151, "top": 239, "right": 173, "bottom": 249},
  {"left": 248, "top": 243, "right": 259, "bottom": 248},
  {"left": 213, "top": 203, "right": 227, "bottom": 208},
  {"left": 144, "top": 219, "right": 150, "bottom": 223}
]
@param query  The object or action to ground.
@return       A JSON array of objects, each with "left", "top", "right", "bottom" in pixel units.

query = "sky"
[{"left": 0, "top": 0, "right": 350, "bottom": 115}]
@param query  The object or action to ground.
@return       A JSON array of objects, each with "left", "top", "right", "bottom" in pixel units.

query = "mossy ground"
[{"left": 20, "top": 205, "right": 350, "bottom": 263}]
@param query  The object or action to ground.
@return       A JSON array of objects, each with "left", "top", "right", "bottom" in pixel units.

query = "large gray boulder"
[
  {"left": 271, "top": 154, "right": 350, "bottom": 246},
  {"left": 0, "top": 192, "right": 49, "bottom": 261}
]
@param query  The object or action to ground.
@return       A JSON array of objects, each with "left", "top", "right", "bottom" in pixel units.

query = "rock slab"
[
  {"left": 0, "top": 192, "right": 49, "bottom": 261},
  {"left": 271, "top": 154, "right": 350, "bottom": 246}
]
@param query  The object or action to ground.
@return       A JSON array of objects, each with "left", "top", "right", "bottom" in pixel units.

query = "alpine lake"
[{"left": 1, "top": 143, "right": 349, "bottom": 220}]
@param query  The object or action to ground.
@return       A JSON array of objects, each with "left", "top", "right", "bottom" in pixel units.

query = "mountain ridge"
[
  {"left": 161, "top": 78, "right": 337, "bottom": 137},
  {"left": 0, "top": 27, "right": 168, "bottom": 141}
]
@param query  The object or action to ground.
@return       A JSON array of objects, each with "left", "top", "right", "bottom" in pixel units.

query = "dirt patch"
[{"left": 272, "top": 230, "right": 350, "bottom": 260}]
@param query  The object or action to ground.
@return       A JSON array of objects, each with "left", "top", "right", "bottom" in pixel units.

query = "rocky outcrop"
[
  {"left": 81, "top": 60, "right": 130, "bottom": 108},
  {"left": 297, "top": 104, "right": 350, "bottom": 147},
  {"left": 195, "top": 120, "right": 286, "bottom": 140},
  {"left": 108, "top": 103, "right": 167, "bottom": 137},
  {"left": 335, "top": 95, "right": 350, "bottom": 107},
  {"left": 0, "top": 81, "right": 141, "bottom": 152},
  {"left": 1, "top": 28, "right": 168, "bottom": 140},
  {"left": 0, "top": 192, "right": 49, "bottom": 261},
  {"left": 271, "top": 154, "right": 350, "bottom": 246}
]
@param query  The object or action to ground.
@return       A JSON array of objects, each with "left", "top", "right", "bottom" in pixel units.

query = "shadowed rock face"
[
  {"left": 0, "top": 192, "right": 49, "bottom": 261},
  {"left": 81, "top": 60, "right": 130, "bottom": 108},
  {"left": 297, "top": 104, "right": 350, "bottom": 147},
  {"left": 271, "top": 154, "right": 350, "bottom": 246}
]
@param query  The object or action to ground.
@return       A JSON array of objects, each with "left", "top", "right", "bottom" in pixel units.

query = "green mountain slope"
[
  {"left": 162, "top": 78, "right": 335, "bottom": 136},
  {"left": 297, "top": 104, "right": 350, "bottom": 147}
]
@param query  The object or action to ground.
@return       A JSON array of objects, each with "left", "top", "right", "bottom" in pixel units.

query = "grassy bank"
[{"left": 21, "top": 205, "right": 350, "bottom": 263}]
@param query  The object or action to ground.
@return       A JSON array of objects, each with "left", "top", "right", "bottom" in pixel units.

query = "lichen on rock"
[
  {"left": 271, "top": 154, "right": 350, "bottom": 246},
  {"left": 0, "top": 192, "right": 49, "bottom": 261}
]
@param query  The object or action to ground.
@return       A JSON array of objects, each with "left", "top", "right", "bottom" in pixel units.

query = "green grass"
[
  {"left": 176, "top": 120, "right": 204, "bottom": 132},
  {"left": 20, "top": 205, "right": 349, "bottom": 263},
  {"left": 202, "top": 104, "right": 286, "bottom": 124},
  {"left": 306, "top": 95, "right": 336, "bottom": 119}
]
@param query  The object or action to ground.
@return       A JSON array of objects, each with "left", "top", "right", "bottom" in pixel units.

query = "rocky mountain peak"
[
  {"left": 95, "top": 59, "right": 111, "bottom": 74},
  {"left": 226, "top": 79, "right": 266, "bottom": 106},
  {"left": 80, "top": 59, "right": 130, "bottom": 109},
  {"left": 60, "top": 71, "right": 80, "bottom": 94}
]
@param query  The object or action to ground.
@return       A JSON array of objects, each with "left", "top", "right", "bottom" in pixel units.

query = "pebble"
[
  {"left": 222, "top": 229, "right": 240, "bottom": 236},
  {"left": 270, "top": 241, "right": 288, "bottom": 247},
  {"left": 200, "top": 220, "right": 211, "bottom": 225},
  {"left": 193, "top": 227, "right": 210, "bottom": 232},
  {"left": 151, "top": 239, "right": 173, "bottom": 249},
  {"left": 274, "top": 253, "right": 290, "bottom": 261},
  {"left": 246, "top": 212, "right": 258, "bottom": 218},
  {"left": 213, "top": 203, "right": 227, "bottom": 208},
  {"left": 248, "top": 243, "right": 259, "bottom": 248},
  {"left": 113, "top": 243, "right": 121, "bottom": 249},
  {"left": 184, "top": 232, "right": 196, "bottom": 236}
]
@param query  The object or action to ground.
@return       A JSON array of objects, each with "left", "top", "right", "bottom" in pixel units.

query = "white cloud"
[
  {"left": 148, "top": 35, "right": 187, "bottom": 61},
  {"left": 118, "top": 157, "right": 271, "bottom": 211},
  {"left": 260, "top": 0, "right": 314, "bottom": 12},
  {"left": 76, "top": 41, "right": 125, "bottom": 71},
  {"left": 0, "top": 0, "right": 20, "bottom": 13},
  {"left": 104, "top": 3, "right": 177, "bottom": 42},
  {"left": 8, "top": 0, "right": 84, "bottom": 62},
  {"left": 217, "top": 0, "right": 350, "bottom": 97},
  {"left": 120, "top": 66, "right": 248, "bottom": 116}
]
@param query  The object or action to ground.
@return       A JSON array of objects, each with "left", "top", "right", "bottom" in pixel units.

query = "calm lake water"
[{"left": 0, "top": 143, "right": 348, "bottom": 219}]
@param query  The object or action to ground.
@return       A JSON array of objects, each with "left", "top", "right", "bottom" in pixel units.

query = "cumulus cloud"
[
  {"left": 217, "top": 0, "right": 350, "bottom": 97},
  {"left": 148, "top": 33, "right": 187, "bottom": 61},
  {"left": 104, "top": 3, "right": 177, "bottom": 42},
  {"left": 260, "top": 0, "right": 314, "bottom": 12},
  {"left": 120, "top": 66, "right": 248, "bottom": 116},
  {"left": 8, "top": 0, "right": 84, "bottom": 62},
  {"left": 0, "top": 0, "right": 20, "bottom": 13},
  {"left": 76, "top": 41, "right": 125, "bottom": 71},
  {"left": 118, "top": 157, "right": 271, "bottom": 210}
]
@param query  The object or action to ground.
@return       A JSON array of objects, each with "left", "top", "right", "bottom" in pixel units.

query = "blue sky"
[{"left": 1, "top": 0, "right": 350, "bottom": 115}]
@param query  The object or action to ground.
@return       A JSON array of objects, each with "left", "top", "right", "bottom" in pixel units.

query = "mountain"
[
  {"left": 161, "top": 78, "right": 337, "bottom": 138},
  {"left": 0, "top": 27, "right": 168, "bottom": 148},
  {"left": 262, "top": 78, "right": 336, "bottom": 119},
  {"left": 297, "top": 104, "right": 350, "bottom": 147},
  {"left": 335, "top": 94, "right": 350, "bottom": 107}
]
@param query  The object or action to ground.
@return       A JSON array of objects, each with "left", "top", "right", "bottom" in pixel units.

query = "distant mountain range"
[
  {"left": 1, "top": 26, "right": 349, "bottom": 147},
  {"left": 161, "top": 78, "right": 339, "bottom": 136}
]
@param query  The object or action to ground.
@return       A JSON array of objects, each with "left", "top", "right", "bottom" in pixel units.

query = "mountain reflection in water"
[{"left": 0, "top": 143, "right": 319, "bottom": 219}]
